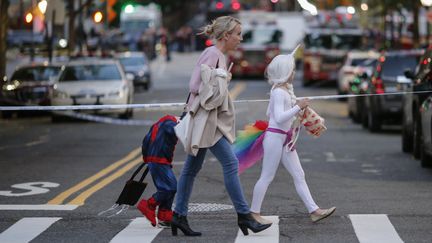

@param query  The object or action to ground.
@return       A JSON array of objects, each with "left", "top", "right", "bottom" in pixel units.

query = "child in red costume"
[{"left": 137, "top": 115, "right": 178, "bottom": 227}]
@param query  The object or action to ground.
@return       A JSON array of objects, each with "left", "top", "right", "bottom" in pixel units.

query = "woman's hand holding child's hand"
[{"left": 296, "top": 98, "right": 310, "bottom": 109}]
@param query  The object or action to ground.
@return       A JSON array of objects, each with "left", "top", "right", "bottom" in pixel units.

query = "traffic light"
[
  {"left": 25, "top": 12, "right": 33, "bottom": 24},
  {"left": 124, "top": 4, "right": 135, "bottom": 13},
  {"left": 107, "top": 0, "right": 117, "bottom": 23},
  {"left": 93, "top": 11, "right": 103, "bottom": 23}
]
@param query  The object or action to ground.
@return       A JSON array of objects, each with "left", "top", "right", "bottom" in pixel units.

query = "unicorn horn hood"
[{"left": 266, "top": 44, "right": 302, "bottom": 85}]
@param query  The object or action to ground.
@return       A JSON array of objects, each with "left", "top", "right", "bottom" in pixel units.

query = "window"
[
  {"left": 59, "top": 64, "right": 122, "bottom": 82},
  {"left": 11, "top": 66, "right": 61, "bottom": 82}
]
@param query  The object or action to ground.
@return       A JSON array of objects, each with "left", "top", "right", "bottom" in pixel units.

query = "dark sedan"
[
  {"left": 1, "top": 63, "right": 62, "bottom": 118},
  {"left": 402, "top": 46, "right": 432, "bottom": 163},
  {"left": 417, "top": 94, "right": 432, "bottom": 167},
  {"left": 116, "top": 52, "right": 151, "bottom": 90},
  {"left": 363, "top": 50, "right": 423, "bottom": 132}
]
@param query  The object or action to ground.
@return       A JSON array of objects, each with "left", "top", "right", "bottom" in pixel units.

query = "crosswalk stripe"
[
  {"left": 0, "top": 204, "right": 78, "bottom": 210},
  {"left": 0, "top": 217, "right": 61, "bottom": 243},
  {"left": 110, "top": 217, "right": 162, "bottom": 243},
  {"left": 234, "top": 216, "right": 279, "bottom": 243},
  {"left": 349, "top": 214, "right": 404, "bottom": 243}
]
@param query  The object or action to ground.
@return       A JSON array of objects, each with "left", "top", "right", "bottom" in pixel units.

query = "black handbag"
[
  {"left": 116, "top": 162, "right": 149, "bottom": 205},
  {"left": 98, "top": 163, "right": 150, "bottom": 217}
]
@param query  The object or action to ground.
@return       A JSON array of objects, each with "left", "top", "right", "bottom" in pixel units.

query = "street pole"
[
  {"left": 0, "top": 0, "right": 10, "bottom": 80},
  {"left": 427, "top": 7, "right": 430, "bottom": 45}
]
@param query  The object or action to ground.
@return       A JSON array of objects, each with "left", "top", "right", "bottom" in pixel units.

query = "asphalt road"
[{"left": 0, "top": 53, "right": 431, "bottom": 243}]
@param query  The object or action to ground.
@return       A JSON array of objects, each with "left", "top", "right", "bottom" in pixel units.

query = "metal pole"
[{"left": 428, "top": 6, "right": 431, "bottom": 45}]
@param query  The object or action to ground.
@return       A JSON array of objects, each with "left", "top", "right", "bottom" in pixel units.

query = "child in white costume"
[{"left": 250, "top": 47, "right": 336, "bottom": 224}]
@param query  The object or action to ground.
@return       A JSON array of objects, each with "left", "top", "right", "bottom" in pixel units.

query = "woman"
[
  {"left": 250, "top": 53, "right": 336, "bottom": 224},
  {"left": 172, "top": 16, "right": 272, "bottom": 237}
]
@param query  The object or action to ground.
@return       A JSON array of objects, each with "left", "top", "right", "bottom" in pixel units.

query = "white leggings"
[{"left": 250, "top": 132, "right": 319, "bottom": 214}]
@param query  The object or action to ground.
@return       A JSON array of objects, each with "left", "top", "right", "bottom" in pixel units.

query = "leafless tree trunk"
[
  {"left": 413, "top": 1, "right": 420, "bottom": 48},
  {"left": 0, "top": 0, "right": 9, "bottom": 79}
]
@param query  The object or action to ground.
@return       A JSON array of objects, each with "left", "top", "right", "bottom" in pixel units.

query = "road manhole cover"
[{"left": 188, "top": 203, "right": 233, "bottom": 212}]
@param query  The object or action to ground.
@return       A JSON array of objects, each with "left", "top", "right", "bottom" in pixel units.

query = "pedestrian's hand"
[
  {"left": 296, "top": 98, "right": 310, "bottom": 109},
  {"left": 227, "top": 72, "right": 232, "bottom": 82}
]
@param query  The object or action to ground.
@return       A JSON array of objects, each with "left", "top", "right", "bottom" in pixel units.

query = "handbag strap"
[{"left": 129, "top": 163, "right": 149, "bottom": 182}]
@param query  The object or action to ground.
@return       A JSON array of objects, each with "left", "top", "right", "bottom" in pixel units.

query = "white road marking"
[
  {"left": 0, "top": 182, "right": 59, "bottom": 197},
  {"left": 324, "top": 152, "right": 337, "bottom": 162},
  {"left": 302, "top": 158, "right": 312, "bottom": 162},
  {"left": 349, "top": 214, "right": 404, "bottom": 243},
  {"left": 0, "top": 204, "right": 78, "bottom": 210},
  {"left": 0, "top": 217, "right": 61, "bottom": 243},
  {"left": 361, "top": 169, "right": 381, "bottom": 174},
  {"left": 110, "top": 217, "right": 162, "bottom": 243},
  {"left": 235, "top": 216, "right": 279, "bottom": 243}
]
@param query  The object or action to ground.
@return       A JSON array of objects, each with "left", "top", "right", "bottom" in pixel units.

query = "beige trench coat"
[{"left": 184, "top": 64, "right": 236, "bottom": 156}]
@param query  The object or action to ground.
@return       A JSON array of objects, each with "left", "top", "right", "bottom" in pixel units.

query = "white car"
[
  {"left": 52, "top": 59, "right": 134, "bottom": 119},
  {"left": 337, "top": 51, "right": 379, "bottom": 95}
]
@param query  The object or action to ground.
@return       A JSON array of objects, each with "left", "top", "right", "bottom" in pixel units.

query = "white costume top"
[{"left": 266, "top": 88, "right": 301, "bottom": 131}]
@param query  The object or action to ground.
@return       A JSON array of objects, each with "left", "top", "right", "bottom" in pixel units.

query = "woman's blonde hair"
[{"left": 198, "top": 16, "right": 241, "bottom": 40}]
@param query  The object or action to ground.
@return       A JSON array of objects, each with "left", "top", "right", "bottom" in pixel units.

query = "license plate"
[
  {"left": 33, "top": 87, "right": 47, "bottom": 93},
  {"left": 385, "top": 86, "right": 398, "bottom": 92}
]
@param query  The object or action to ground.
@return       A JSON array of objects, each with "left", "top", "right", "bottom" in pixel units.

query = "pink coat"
[{"left": 188, "top": 46, "right": 227, "bottom": 107}]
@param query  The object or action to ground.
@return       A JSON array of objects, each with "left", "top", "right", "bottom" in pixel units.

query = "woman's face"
[{"left": 225, "top": 24, "right": 242, "bottom": 51}]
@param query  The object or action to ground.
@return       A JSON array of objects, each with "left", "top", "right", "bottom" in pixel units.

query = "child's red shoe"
[
  {"left": 137, "top": 197, "right": 158, "bottom": 226},
  {"left": 157, "top": 209, "right": 173, "bottom": 228}
]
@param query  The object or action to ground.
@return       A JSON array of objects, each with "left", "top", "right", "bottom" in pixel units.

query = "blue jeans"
[
  {"left": 175, "top": 136, "right": 250, "bottom": 216},
  {"left": 148, "top": 163, "right": 177, "bottom": 210}
]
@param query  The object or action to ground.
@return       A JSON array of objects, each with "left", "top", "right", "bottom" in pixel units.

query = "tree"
[
  {"left": 0, "top": 0, "right": 9, "bottom": 79},
  {"left": 65, "top": 0, "right": 94, "bottom": 56}
]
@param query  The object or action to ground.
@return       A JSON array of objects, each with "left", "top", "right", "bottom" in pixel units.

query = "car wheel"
[
  {"left": 119, "top": 109, "right": 133, "bottom": 119},
  {"left": 143, "top": 83, "right": 149, "bottom": 91},
  {"left": 420, "top": 133, "right": 432, "bottom": 168},
  {"left": 401, "top": 117, "right": 413, "bottom": 153},
  {"left": 1, "top": 111, "right": 13, "bottom": 119},
  {"left": 51, "top": 113, "right": 63, "bottom": 123},
  {"left": 368, "top": 109, "right": 381, "bottom": 132},
  {"left": 413, "top": 115, "right": 422, "bottom": 159}
]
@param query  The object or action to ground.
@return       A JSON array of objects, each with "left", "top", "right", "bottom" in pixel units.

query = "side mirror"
[{"left": 404, "top": 69, "right": 415, "bottom": 79}]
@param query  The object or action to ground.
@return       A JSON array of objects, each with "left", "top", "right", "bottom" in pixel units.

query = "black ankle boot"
[
  {"left": 171, "top": 212, "right": 202, "bottom": 236},
  {"left": 237, "top": 213, "right": 272, "bottom": 236}
]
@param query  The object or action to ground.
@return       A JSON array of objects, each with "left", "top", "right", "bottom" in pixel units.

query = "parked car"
[
  {"left": 1, "top": 63, "right": 62, "bottom": 118},
  {"left": 52, "top": 59, "right": 134, "bottom": 120},
  {"left": 337, "top": 50, "right": 379, "bottom": 95},
  {"left": 401, "top": 47, "right": 432, "bottom": 160},
  {"left": 363, "top": 50, "right": 423, "bottom": 132},
  {"left": 347, "top": 58, "right": 377, "bottom": 124},
  {"left": 416, "top": 93, "right": 432, "bottom": 167},
  {"left": 115, "top": 52, "right": 151, "bottom": 90}
]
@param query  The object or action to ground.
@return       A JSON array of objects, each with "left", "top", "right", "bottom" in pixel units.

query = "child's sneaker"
[
  {"left": 137, "top": 197, "right": 158, "bottom": 226},
  {"left": 157, "top": 208, "right": 173, "bottom": 228}
]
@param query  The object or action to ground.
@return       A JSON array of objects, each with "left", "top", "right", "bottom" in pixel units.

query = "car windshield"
[
  {"left": 359, "top": 58, "right": 377, "bottom": 67},
  {"left": 59, "top": 64, "right": 122, "bottom": 81},
  {"left": 242, "top": 28, "right": 282, "bottom": 45},
  {"left": 11, "top": 66, "right": 61, "bottom": 82},
  {"left": 382, "top": 56, "right": 419, "bottom": 77},
  {"left": 120, "top": 20, "right": 151, "bottom": 33},
  {"left": 305, "top": 33, "right": 362, "bottom": 50},
  {"left": 351, "top": 58, "right": 369, "bottom": 66},
  {"left": 119, "top": 57, "right": 146, "bottom": 66}
]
